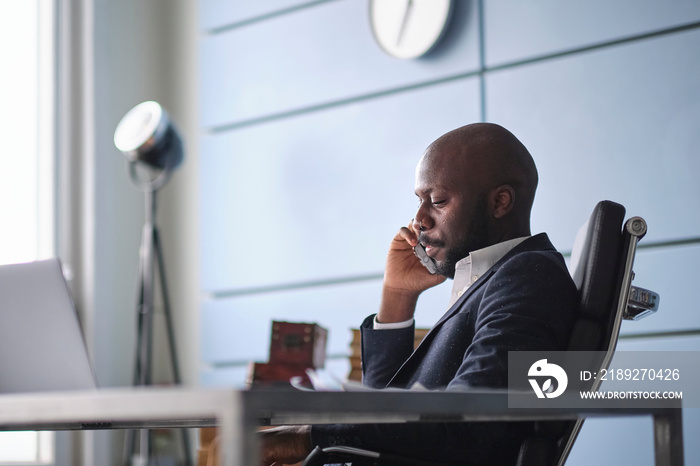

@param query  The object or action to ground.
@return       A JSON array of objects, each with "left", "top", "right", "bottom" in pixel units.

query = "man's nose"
[
  {"left": 412, "top": 217, "right": 422, "bottom": 232},
  {"left": 413, "top": 212, "right": 432, "bottom": 232}
]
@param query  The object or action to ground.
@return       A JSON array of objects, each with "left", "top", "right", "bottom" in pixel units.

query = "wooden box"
[
  {"left": 269, "top": 321, "right": 327, "bottom": 369},
  {"left": 247, "top": 361, "right": 312, "bottom": 388}
]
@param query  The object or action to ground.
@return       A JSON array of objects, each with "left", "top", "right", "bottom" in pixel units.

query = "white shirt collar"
[{"left": 448, "top": 236, "right": 530, "bottom": 307}]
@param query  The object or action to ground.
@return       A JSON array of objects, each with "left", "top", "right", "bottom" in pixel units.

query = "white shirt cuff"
[{"left": 373, "top": 316, "right": 414, "bottom": 330}]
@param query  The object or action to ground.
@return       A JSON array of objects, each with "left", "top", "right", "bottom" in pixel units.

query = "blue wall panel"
[
  {"left": 199, "top": 0, "right": 326, "bottom": 31},
  {"left": 485, "top": 0, "right": 700, "bottom": 66},
  {"left": 199, "top": 239, "right": 700, "bottom": 366},
  {"left": 486, "top": 29, "right": 700, "bottom": 250},
  {"left": 566, "top": 335, "right": 700, "bottom": 466},
  {"left": 200, "top": 277, "right": 452, "bottom": 365},
  {"left": 200, "top": 365, "right": 250, "bottom": 388},
  {"left": 619, "top": 245, "right": 700, "bottom": 336},
  {"left": 197, "top": 0, "right": 700, "bottom": 461},
  {"left": 200, "top": 78, "right": 481, "bottom": 292},
  {"left": 199, "top": 0, "right": 479, "bottom": 128},
  {"left": 201, "top": 281, "right": 382, "bottom": 364}
]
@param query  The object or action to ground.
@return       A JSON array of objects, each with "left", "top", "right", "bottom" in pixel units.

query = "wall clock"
[{"left": 369, "top": 0, "right": 454, "bottom": 59}]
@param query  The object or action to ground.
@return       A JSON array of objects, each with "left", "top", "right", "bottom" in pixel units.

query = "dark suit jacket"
[{"left": 311, "top": 234, "right": 577, "bottom": 465}]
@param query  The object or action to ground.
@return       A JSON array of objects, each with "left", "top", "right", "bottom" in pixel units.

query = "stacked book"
[{"left": 348, "top": 327, "right": 430, "bottom": 382}]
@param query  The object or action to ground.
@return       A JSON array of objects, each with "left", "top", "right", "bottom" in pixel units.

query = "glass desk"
[{"left": 0, "top": 387, "right": 684, "bottom": 465}]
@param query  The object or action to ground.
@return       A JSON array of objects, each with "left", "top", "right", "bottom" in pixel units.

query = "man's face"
[{"left": 413, "top": 150, "right": 493, "bottom": 279}]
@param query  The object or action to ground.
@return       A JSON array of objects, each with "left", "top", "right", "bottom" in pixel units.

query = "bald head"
[
  {"left": 412, "top": 124, "right": 537, "bottom": 276},
  {"left": 419, "top": 123, "right": 538, "bottom": 235}
]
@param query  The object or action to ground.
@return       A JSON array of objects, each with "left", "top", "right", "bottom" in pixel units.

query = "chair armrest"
[
  {"left": 302, "top": 444, "right": 463, "bottom": 466},
  {"left": 624, "top": 285, "right": 660, "bottom": 320}
]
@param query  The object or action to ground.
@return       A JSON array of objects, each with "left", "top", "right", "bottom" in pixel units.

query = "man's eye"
[{"left": 432, "top": 199, "right": 446, "bottom": 205}]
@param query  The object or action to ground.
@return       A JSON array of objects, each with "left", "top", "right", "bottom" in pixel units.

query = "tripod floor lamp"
[{"left": 114, "top": 101, "right": 193, "bottom": 466}]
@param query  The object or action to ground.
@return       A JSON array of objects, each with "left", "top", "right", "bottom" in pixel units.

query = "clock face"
[{"left": 369, "top": 0, "right": 454, "bottom": 59}]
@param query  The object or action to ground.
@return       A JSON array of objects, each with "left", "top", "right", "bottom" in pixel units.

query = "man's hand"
[
  {"left": 259, "top": 425, "right": 312, "bottom": 466},
  {"left": 377, "top": 222, "right": 446, "bottom": 323},
  {"left": 383, "top": 222, "right": 446, "bottom": 293}
]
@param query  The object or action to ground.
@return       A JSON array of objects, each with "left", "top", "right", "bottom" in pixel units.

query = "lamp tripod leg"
[
  {"left": 125, "top": 220, "right": 155, "bottom": 465},
  {"left": 153, "top": 228, "right": 194, "bottom": 466},
  {"left": 124, "top": 189, "right": 192, "bottom": 466}
]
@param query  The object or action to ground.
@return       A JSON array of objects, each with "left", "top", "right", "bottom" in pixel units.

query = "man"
[{"left": 260, "top": 123, "right": 578, "bottom": 465}]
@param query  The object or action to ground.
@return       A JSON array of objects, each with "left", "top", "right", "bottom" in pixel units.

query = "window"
[
  {"left": 0, "top": 0, "right": 56, "bottom": 463},
  {"left": 0, "top": 434, "right": 53, "bottom": 465}
]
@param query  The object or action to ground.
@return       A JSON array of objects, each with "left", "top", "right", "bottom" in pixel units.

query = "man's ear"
[{"left": 489, "top": 185, "right": 515, "bottom": 219}]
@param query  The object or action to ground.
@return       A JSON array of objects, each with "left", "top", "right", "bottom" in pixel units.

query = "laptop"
[
  {"left": 0, "top": 259, "right": 214, "bottom": 436},
  {"left": 0, "top": 258, "right": 97, "bottom": 394}
]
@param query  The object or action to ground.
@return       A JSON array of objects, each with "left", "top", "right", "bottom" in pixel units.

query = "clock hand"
[{"left": 396, "top": 0, "right": 414, "bottom": 46}]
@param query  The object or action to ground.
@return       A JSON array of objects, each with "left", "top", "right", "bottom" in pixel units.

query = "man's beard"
[{"left": 434, "top": 197, "right": 491, "bottom": 279}]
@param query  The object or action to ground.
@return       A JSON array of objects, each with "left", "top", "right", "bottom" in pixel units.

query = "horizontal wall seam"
[
  {"left": 206, "top": 72, "right": 481, "bottom": 134},
  {"left": 204, "top": 237, "right": 700, "bottom": 299},
  {"left": 203, "top": 20, "right": 700, "bottom": 134},
  {"left": 636, "top": 236, "right": 700, "bottom": 250},
  {"left": 203, "top": 328, "right": 700, "bottom": 370},
  {"left": 560, "top": 236, "right": 700, "bottom": 257},
  {"left": 486, "top": 19, "right": 700, "bottom": 73},
  {"left": 619, "top": 329, "right": 700, "bottom": 340},
  {"left": 203, "top": 0, "right": 337, "bottom": 35},
  {"left": 204, "top": 352, "right": 353, "bottom": 370},
  {"left": 204, "top": 272, "right": 384, "bottom": 300}
]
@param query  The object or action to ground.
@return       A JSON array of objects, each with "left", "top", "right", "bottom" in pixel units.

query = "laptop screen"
[{"left": 0, "top": 259, "right": 97, "bottom": 393}]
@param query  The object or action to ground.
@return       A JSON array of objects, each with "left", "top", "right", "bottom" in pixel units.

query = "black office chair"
[
  {"left": 303, "top": 200, "right": 659, "bottom": 466},
  {"left": 517, "top": 200, "right": 658, "bottom": 466}
]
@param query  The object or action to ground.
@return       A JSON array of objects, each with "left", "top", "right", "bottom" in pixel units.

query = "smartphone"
[{"left": 413, "top": 243, "right": 438, "bottom": 275}]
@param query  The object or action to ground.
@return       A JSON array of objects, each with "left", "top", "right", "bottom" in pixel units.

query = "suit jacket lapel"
[
  {"left": 385, "top": 270, "right": 496, "bottom": 387},
  {"left": 430, "top": 234, "right": 555, "bottom": 331},
  {"left": 429, "top": 267, "right": 496, "bottom": 330},
  {"left": 385, "top": 234, "right": 557, "bottom": 387}
]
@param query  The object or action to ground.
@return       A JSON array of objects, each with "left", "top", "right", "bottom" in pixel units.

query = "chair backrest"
[
  {"left": 518, "top": 200, "right": 653, "bottom": 466},
  {"left": 567, "top": 200, "right": 627, "bottom": 353}
]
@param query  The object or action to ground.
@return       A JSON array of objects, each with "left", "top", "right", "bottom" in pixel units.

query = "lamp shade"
[{"left": 114, "top": 101, "right": 183, "bottom": 171}]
